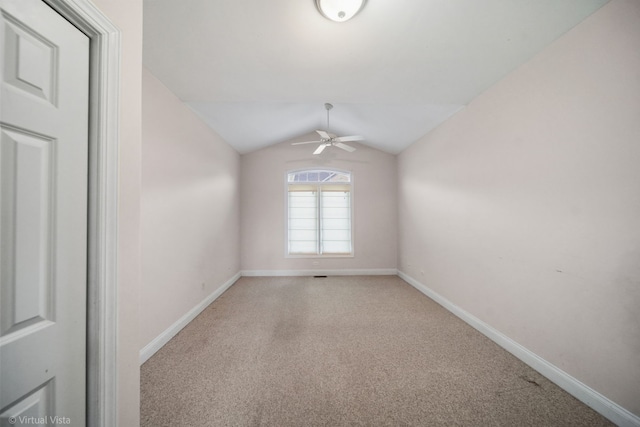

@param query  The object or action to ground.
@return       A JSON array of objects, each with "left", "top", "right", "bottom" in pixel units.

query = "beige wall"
[
  {"left": 141, "top": 68, "right": 241, "bottom": 348},
  {"left": 398, "top": 0, "right": 640, "bottom": 416},
  {"left": 90, "top": 0, "right": 142, "bottom": 425},
  {"left": 241, "top": 139, "right": 397, "bottom": 272}
]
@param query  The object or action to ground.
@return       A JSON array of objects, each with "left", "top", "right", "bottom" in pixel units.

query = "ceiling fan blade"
[
  {"left": 334, "top": 142, "right": 356, "bottom": 152},
  {"left": 334, "top": 135, "right": 363, "bottom": 142},
  {"left": 316, "top": 130, "right": 331, "bottom": 139},
  {"left": 292, "top": 140, "right": 323, "bottom": 145},
  {"left": 313, "top": 144, "right": 327, "bottom": 155}
]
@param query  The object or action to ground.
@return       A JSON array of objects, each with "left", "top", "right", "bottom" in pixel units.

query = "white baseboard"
[
  {"left": 397, "top": 270, "right": 640, "bottom": 427},
  {"left": 139, "top": 272, "right": 241, "bottom": 365},
  {"left": 241, "top": 268, "right": 398, "bottom": 277}
]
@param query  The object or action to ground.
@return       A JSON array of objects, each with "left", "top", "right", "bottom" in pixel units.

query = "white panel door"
[{"left": 0, "top": 0, "right": 89, "bottom": 424}]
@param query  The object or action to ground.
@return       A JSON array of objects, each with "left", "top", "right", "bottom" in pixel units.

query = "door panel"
[
  {"left": 0, "top": 0, "right": 89, "bottom": 424},
  {"left": 1, "top": 127, "right": 55, "bottom": 336},
  {"left": 2, "top": 11, "right": 57, "bottom": 105}
]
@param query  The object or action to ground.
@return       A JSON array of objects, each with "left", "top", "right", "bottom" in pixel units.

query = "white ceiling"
[{"left": 143, "top": 0, "right": 608, "bottom": 154}]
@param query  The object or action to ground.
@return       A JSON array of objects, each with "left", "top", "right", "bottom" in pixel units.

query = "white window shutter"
[
  {"left": 320, "top": 190, "right": 351, "bottom": 254},
  {"left": 288, "top": 190, "right": 318, "bottom": 254}
]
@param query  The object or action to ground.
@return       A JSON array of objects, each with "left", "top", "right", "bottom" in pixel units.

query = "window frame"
[{"left": 285, "top": 168, "right": 355, "bottom": 258}]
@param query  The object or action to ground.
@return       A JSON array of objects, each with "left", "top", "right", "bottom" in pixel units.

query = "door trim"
[{"left": 41, "top": 1, "right": 120, "bottom": 426}]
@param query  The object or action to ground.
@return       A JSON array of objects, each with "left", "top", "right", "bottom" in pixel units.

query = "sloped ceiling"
[{"left": 143, "top": 0, "right": 608, "bottom": 154}]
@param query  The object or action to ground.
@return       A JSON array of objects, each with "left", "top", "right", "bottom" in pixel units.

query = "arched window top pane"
[{"left": 288, "top": 169, "right": 351, "bottom": 183}]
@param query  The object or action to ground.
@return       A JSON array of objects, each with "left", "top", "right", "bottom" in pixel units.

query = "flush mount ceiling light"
[{"left": 316, "top": 0, "right": 366, "bottom": 22}]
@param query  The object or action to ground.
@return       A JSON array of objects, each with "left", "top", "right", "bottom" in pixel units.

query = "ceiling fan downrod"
[{"left": 325, "top": 103, "right": 333, "bottom": 134}]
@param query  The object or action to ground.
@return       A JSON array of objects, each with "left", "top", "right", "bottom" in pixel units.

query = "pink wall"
[
  {"left": 241, "top": 138, "right": 397, "bottom": 273},
  {"left": 90, "top": 0, "right": 142, "bottom": 424},
  {"left": 398, "top": 0, "right": 640, "bottom": 416},
  {"left": 141, "top": 68, "right": 241, "bottom": 348}
]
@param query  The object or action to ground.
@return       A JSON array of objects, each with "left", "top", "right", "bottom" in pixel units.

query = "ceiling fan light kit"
[
  {"left": 292, "top": 103, "right": 363, "bottom": 154},
  {"left": 316, "top": 0, "right": 366, "bottom": 22}
]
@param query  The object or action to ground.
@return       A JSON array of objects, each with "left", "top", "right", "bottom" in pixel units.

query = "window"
[{"left": 287, "top": 169, "right": 352, "bottom": 256}]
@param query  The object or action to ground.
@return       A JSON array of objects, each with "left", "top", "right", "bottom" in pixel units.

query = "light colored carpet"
[{"left": 140, "top": 276, "right": 612, "bottom": 426}]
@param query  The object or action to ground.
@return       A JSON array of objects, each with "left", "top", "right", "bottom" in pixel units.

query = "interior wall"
[
  {"left": 241, "top": 139, "right": 397, "bottom": 272},
  {"left": 141, "top": 68, "right": 241, "bottom": 349},
  {"left": 90, "top": 0, "right": 142, "bottom": 425},
  {"left": 397, "top": 0, "right": 640, "bottom": 417}
]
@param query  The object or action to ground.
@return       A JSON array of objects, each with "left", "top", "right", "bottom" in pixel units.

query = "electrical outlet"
[{"left": 201, "top": 282, "right": 205, "bottom": 291}]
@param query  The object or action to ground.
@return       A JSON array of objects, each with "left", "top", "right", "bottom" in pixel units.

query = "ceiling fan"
[{"left": 292, "top": 103, "right": 363, "bottom": 154}]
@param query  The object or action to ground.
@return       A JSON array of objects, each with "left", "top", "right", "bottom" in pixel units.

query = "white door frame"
[{"left": 40, "top": 1, "right": 120, "bottom": 426}]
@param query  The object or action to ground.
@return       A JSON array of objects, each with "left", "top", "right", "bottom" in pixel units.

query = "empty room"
[{"left": 0, "top": 0, "right": 638, "bottom": 426}]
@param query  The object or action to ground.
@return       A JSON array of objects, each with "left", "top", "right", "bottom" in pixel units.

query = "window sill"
[{"left": 286, "top": 253, "right": 354, "bottom": 259}]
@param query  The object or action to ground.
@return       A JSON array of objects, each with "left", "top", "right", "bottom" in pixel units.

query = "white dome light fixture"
[{"left": 316, "top": 0, "right": 366, "bottom": 22}]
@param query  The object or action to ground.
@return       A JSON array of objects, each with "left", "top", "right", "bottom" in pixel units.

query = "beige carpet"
[{"left": 141, "top": 276, "right": 612, "bottom": 426}]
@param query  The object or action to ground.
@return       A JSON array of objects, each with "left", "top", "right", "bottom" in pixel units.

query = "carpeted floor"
[{"left": 140, "top": 276, "right": 612, "bottom": 426}]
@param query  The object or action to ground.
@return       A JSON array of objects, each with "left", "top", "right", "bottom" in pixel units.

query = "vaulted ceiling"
[{"left": 143, "top": 0, "right": 608, "bottom": 154}]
